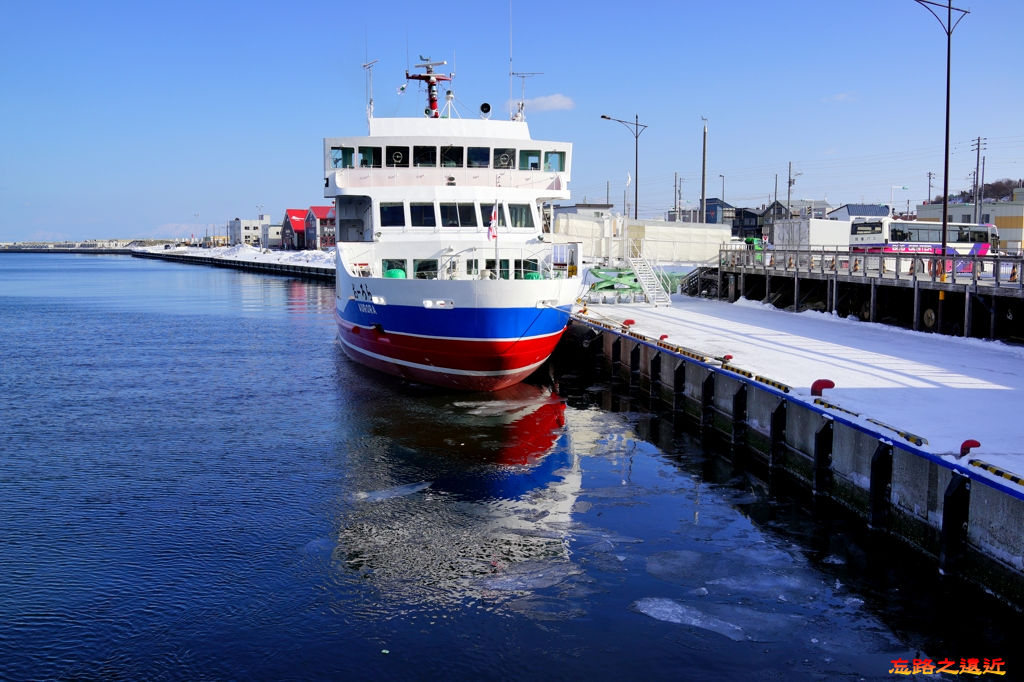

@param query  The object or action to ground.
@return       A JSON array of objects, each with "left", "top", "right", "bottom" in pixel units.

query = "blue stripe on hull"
[{"left": 338, "top": 300, "right": 571, "bottom": 339}]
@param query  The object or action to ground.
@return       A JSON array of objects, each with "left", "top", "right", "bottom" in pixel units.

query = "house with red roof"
[
  {"left": 280, "top": 209, "right": 307, "bottom": 250},
  {"left": 305, "top": 205, "right": 335, "bottom": 250}
]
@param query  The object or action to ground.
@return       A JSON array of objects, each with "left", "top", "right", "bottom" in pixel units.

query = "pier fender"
[
  {"left": 810, "top": 379, "right": 835, "bottom": 397},
  {"left": 814, "top": 418, "right": 834, "bottom": 497},
  {"left": 868, "top": 442, "right": 894, "bottom": 530},
  {"left": 938, "top": 471, "right": 971, "bottom": 576}
]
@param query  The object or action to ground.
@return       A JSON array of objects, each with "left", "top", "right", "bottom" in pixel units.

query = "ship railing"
[
  {"left": 718, "top": 245, "right": 1024, "bottom": 289},
  {"left": 430, "top": 242, "right": 579, "bottom": 281}
]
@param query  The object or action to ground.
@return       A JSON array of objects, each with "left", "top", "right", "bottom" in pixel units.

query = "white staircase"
[{"left": 626, "top": 239, "right": 671, "bottom": 306}]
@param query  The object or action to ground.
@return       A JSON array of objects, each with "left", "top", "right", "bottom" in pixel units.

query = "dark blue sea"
[{"left": 0, "top": 253, "right": 1017, "bottom": 681}]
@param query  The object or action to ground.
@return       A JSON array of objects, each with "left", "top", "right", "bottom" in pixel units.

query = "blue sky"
[{"left": 2, "top": 0, "right": 1022, "bottom": 241}]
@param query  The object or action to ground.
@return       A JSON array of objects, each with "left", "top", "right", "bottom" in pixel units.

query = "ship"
[{"left": 324, "top": 58, "right": 583, "bottom": 391}]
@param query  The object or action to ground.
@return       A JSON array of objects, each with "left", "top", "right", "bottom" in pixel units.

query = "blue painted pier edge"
[{"left": 566, "top": 314, "right": 1024, "bottom": 609}]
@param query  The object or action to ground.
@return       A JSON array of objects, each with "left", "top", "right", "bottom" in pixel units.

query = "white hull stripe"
[{"left": 337, "top": 334, "right": 547, "bottom": 378}]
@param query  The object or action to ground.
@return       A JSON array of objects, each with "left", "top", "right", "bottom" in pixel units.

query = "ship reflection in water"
[
  {"left": 320, "top": 373, "right": 584, "bottom": 613},
  {"left": 303, "top": 357, "right": 1006, "bottom": 677}
]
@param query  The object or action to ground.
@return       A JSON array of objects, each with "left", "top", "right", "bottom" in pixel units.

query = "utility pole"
[
  {"left": 674, "top": 172, "right": 679, "bottom": 220},
  {"left": 700, "top": 117, "right": 708, "bottom": 223},
  {"left": 980, "top": 155, "right": 987, "bottom": 221},
  {"left": 927, "top": 171, "right": 935, "bottom": 203},
  {"left": 786, "top": 162, "right": 801, "bottom": 218},
  {"left": 971, "top": 136, "right": 987, "bottom": 223},
  {"left": 678, "top": 178, "right": 684, "bottom": 221}
]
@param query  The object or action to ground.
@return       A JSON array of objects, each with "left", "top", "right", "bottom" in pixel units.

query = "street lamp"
[
  {"left": 601, "top": 114, "right": 648, "bottom": 220},
  {"left": 890, "top": 185, "right": 908, "bottom": 217},
  {"left": 915, "top": 0, "right": 968, "bottom": 283}
]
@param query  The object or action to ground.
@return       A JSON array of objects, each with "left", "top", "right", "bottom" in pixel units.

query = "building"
[
  {"left": 228, "top": 214, "right": 272, "bottom": 246},
  {"left": 732, "top": 208, "right": 762, "bottom": 239},
  {"left": 788, "top": 199, "right": 832, "bottom": 219},
  {"left": 704, "top": 198, "right": 735, "bottom": 226},
  {"left": 304, "top": 206, "right": 336, "bottom": 250},
  {"left": 261, "top": 221, "right": 282, "bottom": 250},
  {"left": 552, "top": 211, "right": 730, "bottom": 263},
  {"left": 916, "top": 188, "right": 1024, "bottom": 251},
  {"left": 827, "top": 204, "right": 891, "bottom": 221},
  {"left": 280, "top": 209, "right": 307, "bottom": 250}
]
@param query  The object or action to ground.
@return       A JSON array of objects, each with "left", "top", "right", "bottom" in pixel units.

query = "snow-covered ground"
[
  {"left": 140, "top": 244, "right": 336, "bottom": 268},
  {"left": 581, "top": 294, "right": 1024, "bottom": 484}
]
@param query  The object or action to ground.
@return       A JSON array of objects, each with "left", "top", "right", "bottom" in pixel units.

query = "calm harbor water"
[{"left": 0, "top": 253, "right": 1018, "bottom": 681}]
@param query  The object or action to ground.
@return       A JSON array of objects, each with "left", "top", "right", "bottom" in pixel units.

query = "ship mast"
[
  {"left": 362, "top": 59, "right": 378, "bottom": 126},
  {"left": 510, "top": 71, "right": 540, "bottom": 121},
  {"left": 405, "top": 59, "right": 453, "bottom": 118}
]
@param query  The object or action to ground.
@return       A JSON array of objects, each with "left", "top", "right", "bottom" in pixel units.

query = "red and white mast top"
[{"left": 405, "top": 60, "right": 453, "bottom": 119}]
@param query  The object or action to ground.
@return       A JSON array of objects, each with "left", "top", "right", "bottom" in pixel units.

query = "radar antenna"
[{"left": 510, "top": 71, "right": 541, "bottom": 121}]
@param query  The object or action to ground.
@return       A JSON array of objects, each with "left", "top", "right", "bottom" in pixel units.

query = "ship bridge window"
[
  {"left": 410, "top": 203, "right": 436, "bottom": 227},
  {"left": 467, "top": 147, "right": 490, "bottom": 168},
  {"left": 440, "top": 203, "right": 478, "bottom": 227},
  {"left": 386, "top": 146, "right": 409, "bottom": 168},
  {"left": 413, "top": 146, "right": 437, "bottom": 167},
  {"left": 493, "top": 147, "right": 515, "bottom": 169},
  {"left": 358, "top": 146, "right": 382, "bottom": 168},
  {"left": 380, "top": 202, "right": 404, "bottom": 227},
  {"left": 544, "top": 151, "right": 566, "bottom": 172},
  {"left": 441, "top": 146, "right": 464, "bottom": 167},
  {"left": 519, "top": 150, "right": 541, "bottom": 170},
  {"left": 479, "top": 203, "right": 507, "bottom": 228},
  {"left": 508, "top": 204, "right": 534, "bottom": 228},
  {"left": 330, "top": 146, "right": 355, "bottom": 169}
]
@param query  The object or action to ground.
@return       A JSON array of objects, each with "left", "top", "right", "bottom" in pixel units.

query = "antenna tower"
[
  {"left": 362, "top": 59, "right": 379, "bottom": 124},
  {"left": 510, "top": 71, "right": 541, "bottom": 121}
]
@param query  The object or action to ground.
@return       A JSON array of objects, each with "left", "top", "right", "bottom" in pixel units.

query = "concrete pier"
[
  {"left": 566, "top": 306, "right": 1024, "bottom": 608},
  {"left": 131, "top": 250, "right": 335, "bottom": 281}
]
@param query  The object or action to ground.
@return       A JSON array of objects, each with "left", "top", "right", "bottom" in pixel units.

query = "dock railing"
[{"left": 719, "top": 243, "right": 1024, "bottom": 290}]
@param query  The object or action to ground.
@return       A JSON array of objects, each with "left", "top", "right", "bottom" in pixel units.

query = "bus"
[{"left": 849, "top": 218, "right": 998, "bottom": 273}]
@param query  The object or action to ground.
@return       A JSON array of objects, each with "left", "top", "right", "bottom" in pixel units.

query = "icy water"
[{"left": 0, "top": 253, "right": 1018, "bottom": 681}]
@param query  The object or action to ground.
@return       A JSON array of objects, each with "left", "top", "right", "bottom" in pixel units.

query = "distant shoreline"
[{"left": 0, "top": 247, "right": 134, "bottom": 254}]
